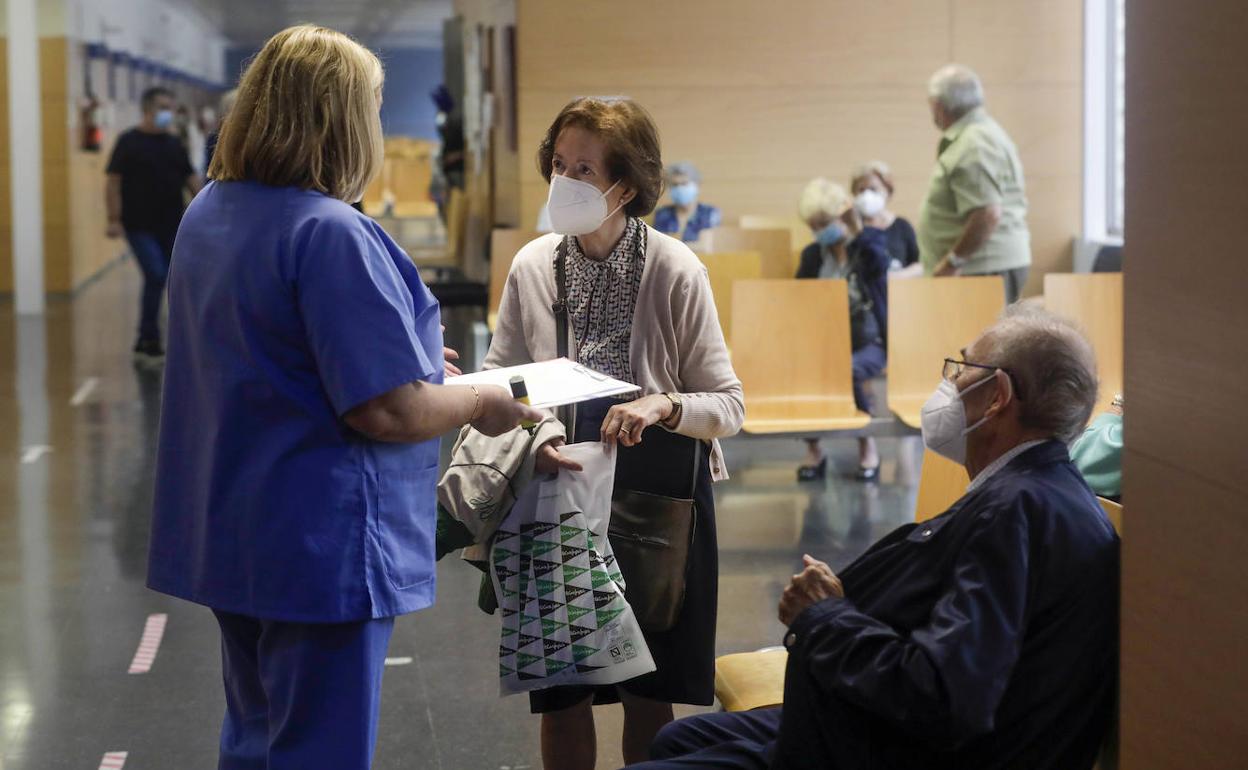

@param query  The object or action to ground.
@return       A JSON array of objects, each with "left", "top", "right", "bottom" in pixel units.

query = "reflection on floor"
[{"left": 0, "top": 263, "right": 924, "bottom": 770}]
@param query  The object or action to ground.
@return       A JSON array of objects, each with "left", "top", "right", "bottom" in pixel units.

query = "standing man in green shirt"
[{"left": 918, "top": 64, "right": 1031, "bottom": 303}]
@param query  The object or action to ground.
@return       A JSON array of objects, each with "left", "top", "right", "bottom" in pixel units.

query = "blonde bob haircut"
[
  {"left": 798, "top": 177, "right": 850, "bottom": 224},
  {"left": 209, "top": 25, "right": 384, "bottom": 203}
]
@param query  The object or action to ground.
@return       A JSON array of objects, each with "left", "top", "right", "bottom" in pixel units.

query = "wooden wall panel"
[
  {"left": 69, "top": 149, "right": 120, "bottom": 288},
  {"left": 951, "top": 0, "right": 1083, "bottom": 86},
  {"left": 514, "top": 0, "right": 1082, "bottom": 297},
  {"left": 518, "top": 0, "right": 950, "bottom": 91},
  {"left": 1121, "top": 0, "right": 1248, "bottom": 766},
  {"left": 1120, "top": 456, "right": 1248, "bottom": 764}
]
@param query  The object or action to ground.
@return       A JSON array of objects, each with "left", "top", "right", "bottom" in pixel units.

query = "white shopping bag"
[{"left": 490, "top": 441, "right": 655, "bottom": 695}]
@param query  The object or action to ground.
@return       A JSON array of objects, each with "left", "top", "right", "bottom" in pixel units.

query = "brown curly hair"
[{"left": 536, "top": 96, "right": 664, "bottom": 217}]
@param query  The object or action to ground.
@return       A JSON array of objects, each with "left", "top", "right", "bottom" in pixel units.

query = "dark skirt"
[{"left": 529, "top": 398, "right": 719, "bottom": 713}]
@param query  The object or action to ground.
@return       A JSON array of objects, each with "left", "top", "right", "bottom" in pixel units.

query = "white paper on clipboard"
[{"left": 445, "top": 358, "right": 639, "bottom": 410}]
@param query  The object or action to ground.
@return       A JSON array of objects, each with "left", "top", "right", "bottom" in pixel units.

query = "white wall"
[{"left": 67, "top": 0, "right": 228, "bottom": 83}]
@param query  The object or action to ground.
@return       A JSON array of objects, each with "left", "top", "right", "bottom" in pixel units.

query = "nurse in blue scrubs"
[{"left": 145, "top": 25, "right": 540, "bottom": 770}]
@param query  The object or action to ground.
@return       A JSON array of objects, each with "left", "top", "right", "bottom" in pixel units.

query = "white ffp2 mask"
[
  {"left": 854, "top": 188, "right": 887, "bottom": 219},
  {"left": 546, "top": 174, "right": 623, "bottom": 236},
  {"left": 919, "top": 374, "right": 998, "bottom": 464}
]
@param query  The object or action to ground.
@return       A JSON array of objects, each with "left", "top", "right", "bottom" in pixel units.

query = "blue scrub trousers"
[
  {"left": 213, "top": 610, "right": 395, "bottom": 770},
  {"left": 625, "top": 708, "right": 780, "bottom": 768}
]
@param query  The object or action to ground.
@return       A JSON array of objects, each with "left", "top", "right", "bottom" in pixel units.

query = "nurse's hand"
[
  {"left": 535, "top": 439, "right": 584, "bottom": 475},
  {"left": 471, "top": 385, "right": 545, "bottom": 437}
]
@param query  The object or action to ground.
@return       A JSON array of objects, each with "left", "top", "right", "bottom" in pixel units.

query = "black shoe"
[
  {"left": 854, "top": 464, "right": 880, "bottom": 482},
  {"left": 797, "top": 457, "right": 828, "bottom": 482},
  {"left": 133, "top": 339, "right": 165, "bottom": 362}
]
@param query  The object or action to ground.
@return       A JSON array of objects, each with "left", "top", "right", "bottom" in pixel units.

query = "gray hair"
[
  {"left": 927, "top": 64, "right": 984, "bottom": 118},
  {"left": 981, "top": 305, "right": 1099, "bottom": 444},
  {"left": 665, "top": 160, "right": 701, "bottom": 184}
]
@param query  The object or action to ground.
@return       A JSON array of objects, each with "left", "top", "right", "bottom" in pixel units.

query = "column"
[{"left": 7, "top": 0, "right": 46, "bottom": 314}]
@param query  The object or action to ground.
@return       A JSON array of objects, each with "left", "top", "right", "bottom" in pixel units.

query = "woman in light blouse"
[{"left": 487, "top": 96, "right": 743, "bottom": 770}]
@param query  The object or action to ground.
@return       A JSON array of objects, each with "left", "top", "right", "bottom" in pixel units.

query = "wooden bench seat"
[
  {"left": 739, "top": 215, "right": 809, "bottom": 276},
  {"left": 731, "top": 279, "right": 870, "bottom": 434},
  {"left": 886, "top": 276, "right": 1005, "bottom": 428},
  {"left": 698, "top": 250, "right": 763, "bottom": 342},
  {"left": 714, "top": 649, "right": 788, "bottom": 712},
  {"left": 702, "top": 227, "right": 794, "bottom": 279},
  {"left": 1043, "top": 273, "right": 1123, "bottom": 416},
  {"left": 914, "top": 448, "right": 970, "bottom": 523}
]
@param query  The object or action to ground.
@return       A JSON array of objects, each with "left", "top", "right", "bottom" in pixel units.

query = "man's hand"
[
  {"left": 779, "top": 554, "right": 845, "bottom": 627},
  {"left": 534, "top": 438, "right": 584, "bottom": 476},
  {"left": 106, "top": 222, "right": 124, "bottom": 240},
  {"left": 933, "top": 255, "right": 958, "bottom": 277}
]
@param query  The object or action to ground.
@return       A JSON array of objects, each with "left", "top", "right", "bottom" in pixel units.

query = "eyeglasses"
[
  {"left": 942, "top": 358, "right": 1001, "bottom": 382},
  {"left": 942, "top": 358, "right": 1025, "bottom": 399}
]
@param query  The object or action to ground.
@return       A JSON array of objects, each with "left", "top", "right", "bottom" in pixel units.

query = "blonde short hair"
[
  {"left": 209, "top": 25, "right": 384, "bottom": 203},
  {"left": 798, "top": 178, "right": 849, "bottom": 223}
]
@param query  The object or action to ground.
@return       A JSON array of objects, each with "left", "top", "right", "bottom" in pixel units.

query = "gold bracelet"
[{"left": 469, "top": 385, "right": 483, "bottom": 423}]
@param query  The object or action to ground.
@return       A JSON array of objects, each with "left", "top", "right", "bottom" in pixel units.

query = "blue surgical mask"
[
  {"left": 669, "top": 182, "right": 698, "bottom": 207},
  {"left": 154, "top": 109, "right": 175, "bottom": 129},
  {"left": 815, "top": 222, "right": 846, "bottom": 248}
]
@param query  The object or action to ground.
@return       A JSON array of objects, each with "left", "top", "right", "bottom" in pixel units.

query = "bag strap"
[
  {"left": 552, "top": 238, "right": 575, "bottom": 431},
  {"left": 553, "top": 237, "right": 570, "bottom": 359}
]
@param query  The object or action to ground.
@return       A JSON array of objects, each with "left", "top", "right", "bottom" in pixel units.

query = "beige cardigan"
[{"left": 484, "top": 226, "right": 744, "bottom": 480}]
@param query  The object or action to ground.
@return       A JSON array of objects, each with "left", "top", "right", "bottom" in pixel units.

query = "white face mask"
[
  {"left": 919, "top": 373, "right": 999, "bottom": 464},
  {"left": 546, "top": 174, "right": 623, "bottom": 236},
  {"left": 854, "top": 188, "right": 887, "bottom": 219}
]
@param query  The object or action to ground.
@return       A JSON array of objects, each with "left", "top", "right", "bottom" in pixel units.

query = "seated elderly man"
[{"left": 627, "top": 306, "right": 1119, "bottom": 770}]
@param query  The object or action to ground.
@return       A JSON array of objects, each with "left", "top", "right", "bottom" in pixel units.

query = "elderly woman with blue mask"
[
  {"left": 795, "top": 178, "right": 892, "bottom": 481},
  {"left": 653, "top": 161, "right": 722, "bottom": 243}
]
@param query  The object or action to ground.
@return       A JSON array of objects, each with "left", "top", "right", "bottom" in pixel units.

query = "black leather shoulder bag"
[{"left": 553, "top": 238, "right": 698, "bottom": 632}]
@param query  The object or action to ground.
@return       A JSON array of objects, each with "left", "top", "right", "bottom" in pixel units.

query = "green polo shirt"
[{"left": 917, "top": 107, "right": 1031, "bottom": 275}]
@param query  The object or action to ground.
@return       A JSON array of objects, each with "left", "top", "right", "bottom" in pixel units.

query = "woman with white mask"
[
  {"left": 850, "top": 160, "right": 922, "bottom": 276},
  {"left": 484, "top": 96, "right": 744, "bottom": 770},
  {"left": 794, "top": 178, "right": 893, "bottom": 482}
]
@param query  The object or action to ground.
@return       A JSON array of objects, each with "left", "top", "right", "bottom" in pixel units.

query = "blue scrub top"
[{"left": 147, "top": 180, "right": 443, "bottom": 623}]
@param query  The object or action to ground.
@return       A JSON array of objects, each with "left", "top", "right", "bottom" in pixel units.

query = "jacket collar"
[
  {"left": 981, "top": 439, "right": 1070, "bottom": 487},
  {"left": 941, "top": 440, "right": 1070, "bottom": 519}
]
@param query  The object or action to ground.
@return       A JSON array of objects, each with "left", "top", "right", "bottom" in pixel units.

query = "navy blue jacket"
[
  {"left": 774, "top": 442, "right": 1120, "bottom": 769},
  {"left": 795, "top": 227, "right": 891, "bottom": 349}
]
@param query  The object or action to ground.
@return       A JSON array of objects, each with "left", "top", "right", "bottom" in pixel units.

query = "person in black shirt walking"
[{"left": 106, "top": 86, "right": 202, "bottom": 361}]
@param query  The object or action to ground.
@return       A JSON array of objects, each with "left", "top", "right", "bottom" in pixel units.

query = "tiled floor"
[{"left": 0, "top": 262, "right": 922, "bottom": 769}]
